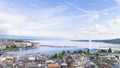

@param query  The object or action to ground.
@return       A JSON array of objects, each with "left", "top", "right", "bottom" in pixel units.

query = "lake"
[{"left": 7, "top": 40, "right": 120, "bottom": 56}]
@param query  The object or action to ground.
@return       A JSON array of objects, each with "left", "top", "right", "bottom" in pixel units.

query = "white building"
[
  {"left": 32, "top": 42, "right": 40, "bottom": 48},
  {"left": 0, "top": 45, "right": 7, "bottom": 49},
  {"left": 15, "top": 42, "right": 32, "bottom": 48}
]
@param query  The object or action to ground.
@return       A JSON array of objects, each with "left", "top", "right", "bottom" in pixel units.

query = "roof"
[
  {"left": 48, "top": 63, "right": 60, "bottom": 68},
  {"left": 25, "top": 62, "right": 37, "bottom": 68},
  {"left": 61, "top": 63, "right": 67, "bottom": 66}
]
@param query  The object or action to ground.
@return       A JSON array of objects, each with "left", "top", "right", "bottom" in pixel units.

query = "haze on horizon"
[{"left": 0, "top": 0, "right": 120, "bottom": 40}]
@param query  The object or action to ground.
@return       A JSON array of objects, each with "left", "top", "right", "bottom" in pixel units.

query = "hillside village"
[
  {"left": 0, "top": 40, "right": 120, "bottom": 68},
  {"left": 0, "top": 39, "right": 40, "bottom": 50},
  {"left": 0, "top": 47, "right": 120, "bottom": 68}
]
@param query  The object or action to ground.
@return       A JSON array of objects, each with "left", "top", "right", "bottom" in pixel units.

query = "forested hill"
[
  {"left": 71, "top": 38, "right": 120, "bottom": 44},
  {"left": 92, "top": 38, "right": 120, "bottom": 44}
]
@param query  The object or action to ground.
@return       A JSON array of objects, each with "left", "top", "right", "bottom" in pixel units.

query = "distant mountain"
[
  {"left": 71, "top": 40, "right": 89, "bottom": 42},
  {"left": 0, "top": 34, "right": 62, "bottom": 40},
  {"left": 71, "top": 38, "right": 120, "bottom": 44},
  {"left": 92, "top": 38, "right": 120, "bottom": 44}
]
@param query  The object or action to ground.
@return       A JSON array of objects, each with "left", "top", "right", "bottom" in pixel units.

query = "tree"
[
  {"left": 108, "top": 48, "right": 112, "bottom": 53},
  {"left": 67, "top": 50, "right": 71, "bottom": 54},
  {"left": 98, "top": 49, "right": 107, "bottom": 53},
  {"left": 62, "top": 50, "right": 66, "bottom": 55},
  {"left": 50, "top": 52, "right": 63, "bottom": 60},
  {"left": 78, "top": 50, "right": 83, "bottom": 54},
  {"left": 73, "top": 51, "right": 77, "bottom": 54},
  {"left": 11, "top": 45, "right": 17, "bottom": 49},
  {"left": 6, "top": 46, "right": 9, "bottom": 49},
  {"left": 58, "top": 53, "right": 62, "bottom": 59},
  {"left": 54, "top": 53, "right": 58, "bottom": 58},
  {"left": 87, "top": 48, "right": 90, "bottom": 55}
]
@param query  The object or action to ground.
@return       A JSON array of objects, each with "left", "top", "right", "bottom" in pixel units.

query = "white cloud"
[
  {"left": 49, "top": 15, "right": 119, "bottom": 40},
  {"left": 116, "top": 0, "right": 120, "bottom": 4},
  {"left": 0, "top": 6, "right": 111, "bottom": 40},
  {"left": 0, "top": 0, "right": 120, "bottom": 40},
  {"left": 84, "top": 13, "right": 100, "bottom": 22},
  {"left": 73, "top": 16, "right": 120, "bottom": 39},
  {"left": 0, "top": 2, "right": 6, "bottom": 9},
  {"left": 0, "top": 5, "right": 71, "bottom": 38},
  {"left": 0, "top": 12, "right": 26, "bottom": 23}
]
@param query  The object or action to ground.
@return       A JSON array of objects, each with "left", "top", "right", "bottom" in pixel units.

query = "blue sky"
[{"left": 0, "top": 0, "right": 120, "bottom": 40}]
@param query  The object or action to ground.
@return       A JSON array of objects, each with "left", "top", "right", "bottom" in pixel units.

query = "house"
[
  {"left": 54, "top": 59, "right": 62, "bottom": 64},
  {"left": 0, "top": 54, "right": 7, "bottom": 61},
  {"left": 19, "top": 56, "right": 29, "bottom": 63},
  {"left": 28, "top": 55, "right": 36, "bottom": 62},
  {"left": 61, "top": 63, "right": 68, "bottom": 68},
  {"left": 71, "top": 63, "right": 75, "bottom": 68},
  {"left": 37, "top": 64, "right": 46, "bottom": 68},
  {"left": 0, "top": 57, "right": 6, "bottom": 61},
  {"left": 32, "top": 42, "right": 40, "bottom": 48},
  {"left": 47, "top": 63, "right": 60, "bottom": 68},
  {"left": 0, "top": 45, "right": 7, "bottom": 49},
  {"left": 14, "top": 62, "right": 25, "bottom": 68},
  {"left": 99, "top": 55, "right": 117, "bottom": 62},
  {"left": 63, "top": 55, "right": 75, "bottom": 67},
  {"left": 46, "top": 60, "right": 54, "bottom": 64},
  {"left": 113, "top": 54, "right": 120, "bottom": 59},
  {"left": 36, "top": 56, "right": 46, "bottom": 64},
  {"left": 0, "top": 62, "right": 7, "bottom": 68},
  {"left": 25, "top": 62, "right": 37, "bottom": 68},
  {"left": 85, "top": 61, "right": 96, "bottom": 68},
  {"left": 70, "top": 62, "right": 81, "bottom": 68}
]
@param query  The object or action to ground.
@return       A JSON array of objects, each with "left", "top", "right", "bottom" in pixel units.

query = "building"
[
  {"left": 61, "top": 63, "right": 68, "bottom": 68},
  {"left": 25, "top": 62, "right": 37, "bottom": 68},
  {"left": 36, "top": 55, "right": 47, "bottom": 64},
  {"left": 47, "top": 63, "right": 60, "bottom": 68},
  {"left": 15, "top": 42, "right": 32, "bottom": 48},
  {"left": 71, "top": 63, "right": 75, "bottom": 68},
  {"left": 0, "top": 41, "right": 15, "bottom": 49},
  {"left": 0, "top": 45, "right": 7, "bottom": 49},
  {"left": 28, "top": 55, "right": 36, "bottom": 62},
  {"left": 32, "top": 42, "right": 40, "bottom": 48},
  {"left": 99, "top": 55, "right": 117, "bottom": 62}
]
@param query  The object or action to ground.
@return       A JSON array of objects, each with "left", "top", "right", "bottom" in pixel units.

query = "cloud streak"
[
  {"left": 62, "top": 0, "right": 89, "bottom": 13},
  {"left": 0, "top": 0, "right": 120, "bottom": 40}
]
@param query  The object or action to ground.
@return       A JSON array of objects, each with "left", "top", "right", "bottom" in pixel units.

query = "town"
[
  {"left": 0, "top": 39, "right": 40, "bottom": 51},
  {"left": 0, "top": 39, "right": 120, "bottom": 68}
]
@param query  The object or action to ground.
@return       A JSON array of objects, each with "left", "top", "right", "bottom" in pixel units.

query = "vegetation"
[
  {"left": 50, "top": 50, "right": 89, "bottom": 59},
  {"left": 98, "top": 49, "right": 107, "bottom": 53},
  {"left": 50, "top": 53, "right": 62, "bottom": 59},
  {"left": 113, "top": 50, "right": 120, "bottom": 54},
  {"left": 50, "top": 50, "right": 68, "bottom": 59},
  {"left": 78, "top": 50, "right": 83, "bottom": 54},
  {"left": 87, "top": 48, "right": 90, "bottom": 55},
  {"left": 6, "top": 45, "right": 19, "bottom": 50},
  {"left": 92, "top": 38, "right": 120, "bottom": 44},
  {"left": 71, "top": 38, "right": 120, "bottom": 44},
  {"left": 94, "top": 48, "right": 112, "bottom": 54},
  {"left": 108, "top": 48, "right": 112, "bottom": 53},
  {"left": 67, "top": 50, "right": 71, "bottom": 54},
  {"left": 6, "top": 46, "right": 10, "bottom": 49},
  {"left": 62, "top": 50, "right": 66, "bottom": 55},
  {"left": 73, "top": 51, "right": 77, "bottom": 54}
]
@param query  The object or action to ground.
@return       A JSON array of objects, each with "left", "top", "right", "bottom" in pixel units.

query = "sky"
[{"left": 0, "top": 0, "right": 120, "bottom": 40}]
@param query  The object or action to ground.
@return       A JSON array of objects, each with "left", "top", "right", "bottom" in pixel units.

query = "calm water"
[{"left": 7, "top": 40, "right": 120, "bottom": 56}]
